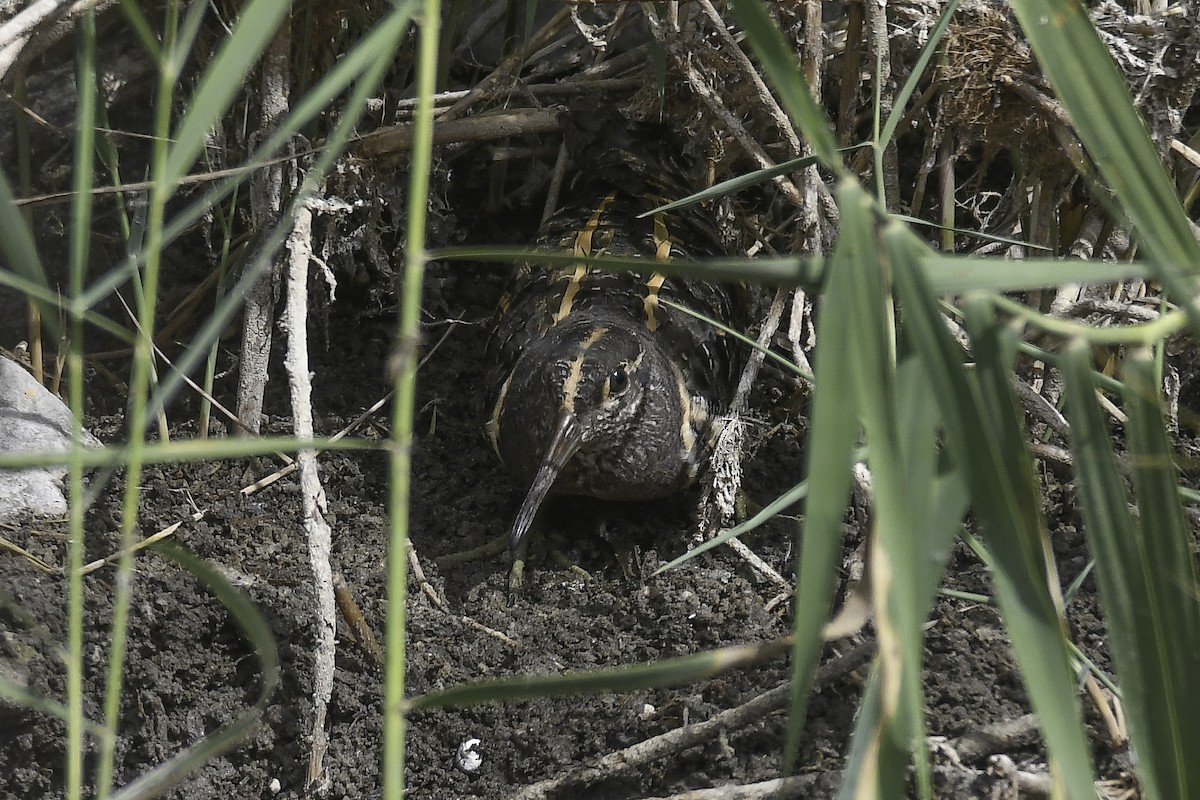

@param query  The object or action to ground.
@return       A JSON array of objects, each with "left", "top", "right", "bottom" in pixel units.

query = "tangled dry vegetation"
[{"left": 4, "top": 1, "right": 1197, "bottom": 347}]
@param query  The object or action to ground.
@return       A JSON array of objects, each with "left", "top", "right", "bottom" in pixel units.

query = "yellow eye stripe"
[{"left": 560, "top": 326, "right": 608, "bottom": 414}]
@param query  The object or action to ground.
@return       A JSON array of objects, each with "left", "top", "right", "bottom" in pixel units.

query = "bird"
[{"left": 483, "top": 113, "right": 745, "bottom": 553}]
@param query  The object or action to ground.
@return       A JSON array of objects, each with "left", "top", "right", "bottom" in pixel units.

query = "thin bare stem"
[{"left": 383, "top": 0, "right": 440, "bottom": 797}]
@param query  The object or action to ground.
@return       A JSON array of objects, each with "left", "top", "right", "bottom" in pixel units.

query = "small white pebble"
[
  {"left": 639, "top": 703, "right": 656, "bottom": 721},
  {"left": 268, "top": 777, "right": 281, "bottom": 794},
  {"left": 455, "top": 737, "right": 483, "bottom": 774}
]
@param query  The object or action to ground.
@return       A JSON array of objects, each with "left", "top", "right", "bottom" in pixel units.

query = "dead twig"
[
  {"left": 508, "top": 638, "right": 876, "bottom": 800},
  {"left": 79, "top": 510, "right": 207, "bottom": 576},
  {"left": 333, "top": 572, "right": 385, "bottom": 670},
  {"left": 695, "top": 0, "right": 802, "bottom": 159},
  {"left": 945, "top": 712, "right": 1043, "bottom": 763},
  {"left": 407, "top": 538, "right": 522, "bottom": 647},
  {"left": 243, "top": 322, "right": 458, "bottom": 497},
  {"left": 282, "top": 193, "right": 337, "bottom": 791},
  {"left": 441, "top": 7, "right": 573, "bottom": 122},
  {"left": 0, "top": 0, "right": 121, "bottom": 82},
  {"left": 636, "top": 775, "right": 821, "bottom": 800},
  {"left": 391, "top": 76, "right": 641, "bottom": 115},
  {"left": 640, "top": 4, "right": 805, "bottom": 210},
  {"left": 356, "top": 108, "right": 563, "bottom": 158}
]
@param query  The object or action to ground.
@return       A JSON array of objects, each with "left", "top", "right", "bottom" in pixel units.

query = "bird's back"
[{"left": 483, "top": 114, "right": 745, "bottom": 546}]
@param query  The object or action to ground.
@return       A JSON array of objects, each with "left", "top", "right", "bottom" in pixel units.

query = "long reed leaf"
[
  {"left": 888, "top": 221, "right": 1096, "bottom": 800},
  {"left": 836, "top": 181, "right": 916, "bottom": 799},
  {"left": 782, "top": 177, "right": 865, "bottom": 773},
  {"left": 432, "top": 246, "right": 1149, "bottom": 293},
  {"left": 837, "top": 199, "right": 967, "bottom": 799},
  {"left": 1061, "top": 342, "right": 1193, "bottom": 800},
  {"left": 406, "top": 638, "right": 793, "bottom": 712},
  {"left": 960, "top": 294, "right": 1095, "bottom": 799},
  {"left": 1118, "top": 349, "right": 1200, "bottom": 798}
]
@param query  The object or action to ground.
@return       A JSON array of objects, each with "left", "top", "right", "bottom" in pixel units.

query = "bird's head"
[{"left": 487, "top": 315, "right": 687, "bottom": 551}]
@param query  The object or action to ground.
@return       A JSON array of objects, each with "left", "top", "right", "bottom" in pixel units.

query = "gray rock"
[{"left": 0, "top": 354, "right": 101, "bottom": 521}]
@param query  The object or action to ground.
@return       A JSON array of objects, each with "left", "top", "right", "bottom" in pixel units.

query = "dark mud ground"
[
  {"left": 1, "top": 257, "right": 1131, "bottom": 799},
  {"left": 1, "top": 282, "right": 1134, "bottom": 799}
]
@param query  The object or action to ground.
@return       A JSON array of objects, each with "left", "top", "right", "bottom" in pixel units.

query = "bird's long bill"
[{"left": 509, "top": 412, "right": 582, "bottom": 551}]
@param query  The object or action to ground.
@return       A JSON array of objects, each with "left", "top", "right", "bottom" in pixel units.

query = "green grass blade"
[
  {"left": 859, "top": 359, "right": 967, "bottom": 800},
  {"left": 1061, "top": 341, "right": 1196, "bottom": 799},
  {"left": 154, "top": 9, "right": 418, "bottom": 251},
  {"left": 659, "top": 296, "right": 811, "bottom": 379},
  {"left": 433, "top": 246, "right": 1150, "bottom": 294},
  {"left": 888, "top": 222, "right": 1096, "bottom": 799},
  {"left": 0, "top": 168, "right": 49, "bottom": 309},
  {"left": 109, "top": 543, "right": 280, "bottom": 800},
  {"left": 837, "top": 667, "right": 883, "bottom": 800},
  {"left": 384, "top": 0, "right": 441, "bottom": 797},
  {"left": 918, "top": 254, "right": 1150, "bottom": 294},
  {"left": 836, "top": 187, "right": 968, "bottom": 798},
  {"left": 172, "top": 0, "right": 209, "bottom": 73},
  {"left": 959, "top": 295, "right": 1095, "bottom": 799},
  {"left": 0, "top": 664, "right": 110, "bottom": 743},
  {"left": 66, "top": 9, "right": 99, "bottom": 796},
  {"left": 432, "top": 246, "right": 828, "bottom": 287},
  {"left": 655, "top": 477, "right": 809, "bottom": 573},
  {"left": 94, "top": 0, "right": 184, "bottom": 789},
  {"left": 0, "top": 436, "right": 379, "bottom": 471},
  {"left": 781, "top": 177, "right": 866, "bottom": 774},
  {"left": 642, "top": 147, "right": 869, "bottom": 216},
  {"left": 1120, "top": 349, "right": 1200, "bottom": 798},
  {"left": 895, "top": 214, "right": 1052, "bottom": 250},
  {"left": 163, "top": 0, "right": 291, "bottom": 185},
  {"left": 405, "top": 638, "right": 792, "bottom": 712},
  {"left": 878, "top": 0, "right": 958, "bottom": 152},
  {"left": 835, "top": 181, "right": 916, "bottom": 798},
  {"left": 145, "top": 6, "right": 418, "bottom": 426},
  {"left": 117, "top": 0, "right": 162, "bottom": 61}
]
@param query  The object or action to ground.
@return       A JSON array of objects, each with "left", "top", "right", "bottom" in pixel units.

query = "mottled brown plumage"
[{"left": 484, "top": 118, "right": 744, "bottom": 550}]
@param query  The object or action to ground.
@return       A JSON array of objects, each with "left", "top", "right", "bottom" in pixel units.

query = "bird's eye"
[{"left": 608, "top": 368, "right": 629, "bottom": 396}]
